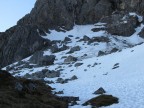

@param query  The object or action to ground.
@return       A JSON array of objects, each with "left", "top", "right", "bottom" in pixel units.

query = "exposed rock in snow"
[
  {"left": 29, "top": 51, "right": 56, "bottom": 66},
  {"left": 64, "top": 56, "right": 77, "bottom": 63},
  {"left": 93, "top": 87, "right": 106, "bottom": 95},
  {"left": 83, "top": 95, "right": 119, "bottom": 107},
  {"left": 67, "top": 46, "right": 81, "bottom": 54}
]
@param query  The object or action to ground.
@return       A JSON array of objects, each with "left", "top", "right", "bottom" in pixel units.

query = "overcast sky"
[{"left": 0, "top": 0, "right": 36, "bottom": 32}]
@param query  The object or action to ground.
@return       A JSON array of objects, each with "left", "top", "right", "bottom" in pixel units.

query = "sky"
[{"left": 0, "top": 0, "right": 36, "bottom": 32}]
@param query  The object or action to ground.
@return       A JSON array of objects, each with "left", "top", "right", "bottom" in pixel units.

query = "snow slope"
[
  {"left": 3, "top": 19, "right": 144, "bottom": 108},
  {"left": 49, "top": 43, "right": 144, "bottom": 108}
]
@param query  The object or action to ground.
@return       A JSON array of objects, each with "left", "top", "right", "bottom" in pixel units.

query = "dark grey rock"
[
  {"left": 59, "top": 45, "right": 69, "bottom": 51},
  {"left": 61, "top": 56, "right": 67, "bottom": 59},
  {"left": 56, "top": 78, "right": 68, "bottom": 84},
  {"left": 29, "top": 51, "right": 55, "bottom": 66},
  {"left": 24, "top": 73, "right": 32, "bottom": 79},
  {"left": 18, "top": 0, "right": 114, "bottom": 31},
  {"left": 112, "top": 63, "right": 119, "bottom": 69},
  {"left": 92, "top": 62, "right": 98, "bottom": 67},
  {"left": 44, "top": 80, "right": 54, "bottom": 84},
  {"left": 68, "top": 35, "right": 74, "bottom": 37},
  {"left": 78, "top": 36, "right": 90, "bottom": 42},
  {"left": 93, "top": 87, "right": 106, "bottom": 94},
  {"left": 138, "top": 27, "right": 144, "bottom": 38},
  {"left": 70, "top": 75, "right": 78, "bottom": 80},
  {"left": 67, "top": 46, "right": 81, "bottom": 53},
  {"left": 58, "top": 96, "right": 79, "bottom": 103},
  {"left": 83, "top": 36, "right": 90, "bottom": 41},
  {"left": 50, "top": 45, "right": 69, "bottom": 53},
  {"left": 75, "top": 37, "right": 80, "bottom": 39},
  {"left": 91, "top": 28, "right": 106, "bottom": 32},
  {"left": 110, "top": 48, "right": 119, "bottom": 53},
  {"left": 101, "top": 13, "right": 139, "bottom": 36},
  {"left": 107, "top": 22, "right": 136, "bottom": 36},
  {"left": 21, "top": 63, "right": 34, "bottom": 69},
  {"left": 17, "top": 61, "right": 25, "bottom": 66},
  {"left": 6, "top": 66, "right": 15, "bottom": 71},
  {"left": 0, "top": 25, "right": 50, "bottom": 68},
  {"left": 45, "top": 70, "right": 60, "bottom": 78},
  {"left": 88, "top": 36, "right": 109, "bottom": 44},
  {"left": 74, "top": 63, "right": 83, "bottom": 67},
  {"left": 64, "top": 56, "right": 77, "bottom": 63},
  {"left": 98, "top": 51, "right": 106, "bottom": 57},
  {"left": 42, "top": 69, "right": 49, "bottom": 73},
  {"left": 50, "top": 45, "right": 59, "bottom": 53},
  {"left": 2, "top": 0, "right": 144, "bottom": 68},
  {"left": 27, "top": 83, "right": 36, "bottom": 91},
  {"left": 24, "top": 70, "right": 60, "bottom": 79},
  {"left": 54, "top": 91, "right": 64, "bottom": 95},
  {"left": 83, "top": 95, "right": 118, "bottom": 107},
  {"left": 63, "top": 37, "right": 71, "bottom": 42}
]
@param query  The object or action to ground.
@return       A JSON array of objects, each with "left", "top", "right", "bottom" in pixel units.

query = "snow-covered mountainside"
[{"left": 3, "top": 13, "right": 144, "bottom": 107}]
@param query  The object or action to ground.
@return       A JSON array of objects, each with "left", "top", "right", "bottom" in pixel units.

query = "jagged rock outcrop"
[
  {"left": 0, "top": 70, "right": 68, "bottom": 108},
  {"left": 114, "top": 0, "right": 144, "bottom": 15},
  {"left": 17, "top": 0, "right": 115, "bottom": 31},
  {"left": 17, "top": 0, "right": 144, "bottom": 31},
  {"left": 1, "top": 0, "right": 144, "bottom": 68},
  {"left": 100, "top": 12, "right": 140, "bottom": 36},
  {"left": 0, "top": 25, "right": 50, "bottom": 68}
]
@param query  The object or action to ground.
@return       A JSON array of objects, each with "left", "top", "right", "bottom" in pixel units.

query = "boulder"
[
  {"left": 56, "top": 78, "right": 68, "bottom": 84},
  {"left": 93, "top": 87, "right": 106, "bottom": 95},
  {"left": 67, "top": 46, "right": 81, "bottom": 53},
  {"left": 107, "top": 23, "right": 136, "bottom": 36},
  {"left": 64, "top": 37, "right": 71, "bottom": 42},
  {"left": 64, "top": 56, "right": 77, "bottom": 63},
  {"left": 50, "top": 45, "right": 59, "bottom": 53},
  {"left": 74, "top": 63, "right": 83, "bottom": 67},
  {"left": 78, "top": 35, "right": 90, "bottom": 42},
  {"left": 83, "top": 95, "right": 119, "bottom": 107},
  {"left": 32, "top": 70, "right": 60, "bottom": 79},
  {"left": 98, "top": 51, "right": 106, "bottom": 57},
  {"left": 29, "top": 51, "right": 55, "bottom": 66},
  {"left": 88, "top": 36, "right": 109, "bottom": 44},
  {"left": 110, "top": 48, "right": 119, "bottom": 53},
  {"left": 70, "top": 75, "right": 78, "bottom": 80}
]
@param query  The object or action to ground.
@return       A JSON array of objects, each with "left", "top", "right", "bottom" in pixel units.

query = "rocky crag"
[{"left": 1, "top": 0, "right": 144, "bottom": 67}]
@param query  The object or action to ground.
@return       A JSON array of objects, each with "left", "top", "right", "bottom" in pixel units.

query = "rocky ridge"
[{"left": 1, "top": 0, "right": 144, "bottom": 67}]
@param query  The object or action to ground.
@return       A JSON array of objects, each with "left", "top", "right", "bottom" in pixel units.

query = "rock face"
[
  {"left": 0, "top": 70, "right": 68, "bottom": 108},
  {"left": 17, "top": 0, "right": 144, "bottom": 31},
  {"left": 0, "top": 25, "right": 50, "bottom": 68},
  {"left": 17, "top": 0, "right": 114, "bottom": 31},
  {"left": 114, "top": 0, "right": 144, "bottom": 15},
  {"left": 1, "top": 0, "right": 144, "bottom": 68}
]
